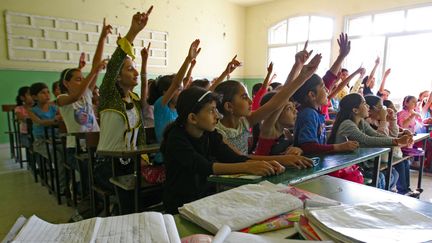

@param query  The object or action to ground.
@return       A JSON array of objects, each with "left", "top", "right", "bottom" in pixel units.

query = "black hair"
[
  {"left": 30, "top": 82, "right": 48, "bottom": 96},
  {"left": 292, "top": 74, "right": 322, "bottom": 107},
  {"left": 148, "top": 74, "right": 176, "bottom": 105},
  {"left": 16, "top": 86, "right": 30, "bottom": 106},
  {"left": 341, "top": 68, "right": 348, "bottom": 73},
  {"left": 270, "top": 82, "right": 281, "bottom": 90},
  {"left": 383, "top": 99, "right": 396, "bottom": 112},
  {"left": 161, "top": 87, "right": 219, "bottom": 151},
  {"left": 364, "top": 95, "right": 381, "bottom": 109},
  {"left": 52, "top": 81, "right": 60, "bottom": 93},
  {"left": 402, "top": 95, "right": 416, "bottom": 110},
  {"left": 59, "top": 68, "right": 80, "bottom": 94},
  {"left": 252, "top": 83, "right": 263, "bottom": 96},
  {"left": 214, "top": 80, "right": 243, "bottom": 115},
  {"left": 328, "top": 93, "right": 363, "bottom": 144},
  {"left": 190, "top": 79, "right": 210, "bottom": 89}
]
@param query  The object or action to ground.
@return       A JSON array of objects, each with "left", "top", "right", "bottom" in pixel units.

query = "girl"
[
  {"left": 28, "top": 82, "right": 66, "bottom": 191},
  {"left": 161, "top": 86, "right": 285, "bottom": 213},
  {"left": 327, "top": 93, "right": 412, "bottom": 187},
  {"left": 397, "top": 95, "right": 423, "bottom": 134},
  {"left": 57, "top": 18, "right": 109, "bottom": 154},
  {"left": 97, "top": 9, "right": 153, "bottom": 151},
  {"left": 362, "top": 57, "right": 380, "bottom": 96},
  {"left": 364, "top": 95, "right": 404, "bottom": 191},
  {"left": 214, "top": 50, "right": 320, "bottom": 168},
  {"left": 254, "top": 92, "right": 301, "bottom": 156},
  {"left": 15, "top": 86, "right": 34, "bottom": 147}
]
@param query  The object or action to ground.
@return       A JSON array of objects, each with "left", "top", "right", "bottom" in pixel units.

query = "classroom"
[{"left": 2, "top": 0, "right": 432, "bottom": 242}]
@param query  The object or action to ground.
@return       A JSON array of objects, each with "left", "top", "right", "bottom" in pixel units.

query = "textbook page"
[
  {"left": 13, "top": 215, "right": 95, "bottom": 242},
  {"left": 306, "top": 201, "right": 432, "bottom": 243},
  {"left": 93, "top": 212, "right": 174, "bottom": 243}
]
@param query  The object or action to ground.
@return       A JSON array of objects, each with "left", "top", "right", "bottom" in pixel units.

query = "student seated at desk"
[
  {"left": 28, "top": 82, "right": 67, "bottom": 192},
  {"left": 214, "top": 42, "right": 317, "bottom": 168},
  {"left": 57, "top": 19, "right": 108, "bottom": 196},
  {"left": 327, "top": 93, "right": 413, "bottom": 189},
  {"left": 161, "top": 87, "right": 285, "bottom": 214},
  {"left": 97, "top": 8, "right": 155, "bottom": 214}
]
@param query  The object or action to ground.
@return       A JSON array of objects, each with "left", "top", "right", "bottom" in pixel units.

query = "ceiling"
[{"left": 227, "top": 0, "right": 276, "bottom": 7}]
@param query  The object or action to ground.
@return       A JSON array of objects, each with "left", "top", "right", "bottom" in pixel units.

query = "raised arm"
[
  {"left": 328, "top": 67, "right": 365, "bottom": 99},
  {"left": 285, "top": 41, "right": 312, "bottom": 85},
  {"left": 247, "top": 54, "right": 322, "bottom": 125},
  {"left": 88, "top": 18, "right": 112, "bottom": 91},
  {"left": 328, "top": 33, "right": 351, "bottom": 76},
  {"left": 421, "top": 91, "right": 432, "bottom": 117},
  {"left": 183, "top": 59, "right": 196, "bottom": 88},
  {"left": 366, "top": 57, "right": 380, "bottom": 87},
  {"left": 162, "top": 39, "right": 201, "bottom": 105},
  {"left": 209, "top": 55, "right": 241, "bottom": 91},
  {"left": 378, "top": 68, "right": 391, "bottom": 94},
  {"left": 140, "top": 42, "right": 151, "bottom": 108}
]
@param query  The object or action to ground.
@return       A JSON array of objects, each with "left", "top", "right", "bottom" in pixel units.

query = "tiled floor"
[
  {"left": 0, "top": 146, "right": 74, "bottom": 239},
  {"left": 1, "top": 145, "right": 432, "bottom": 240}
]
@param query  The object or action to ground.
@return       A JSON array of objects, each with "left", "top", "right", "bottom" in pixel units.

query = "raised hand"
[
  {"left": 267, "top": 62, "right": 273, "bottom": 74},
  {"left": 94, "top": 59, "right": 108, "bottom": 72},
  {"left": 191, "top": 59, "right": 197, "bottom": 67},
  {"left": 78, "top": 52, "right": 86, "bottom": 69},
  {"left": 188, "top": 39, "right": 201, "bottom": 60},
  {"left": 270, "top": 73, "right": 277, "bottom": 82},
  {"left": 295, "top": 40, "right": 313, "bottom": 64},
  {"left": 375, "top": 56, "right": 380, "bottom": 65},
  {"left": 384, "top": 68, "right": 391, "bottom": 77},
  {"left": 129, "top": 6, "right": 153, "bottom": 35},
  {"left": 101, "top": 18, "right": 113, "bottom": 38},
  {"left": 337, "top": 33, "right": 351, "bottom": 57},
  {"left": 117, "top": 33, "right": 122, "bottom": 42},
  {"left": 226, "top": 55, "right": 241, "bottom": 74},
  {"left": 141, "top": 42, "right": 151, "bottom": 61},
  {"left": 298, "top": 53, "right": 322, "bottom": 80}
]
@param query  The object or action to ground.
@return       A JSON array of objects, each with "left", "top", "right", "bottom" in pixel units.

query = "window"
[
  {"left": 345, "top": 4, "right": 432, "bottom": 102},
  {"left": 268, "top": 15, "right": 334, "bottom": 84}
]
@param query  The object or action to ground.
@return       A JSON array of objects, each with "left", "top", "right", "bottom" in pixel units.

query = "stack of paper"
[
  {"left": 179, "top": 184, "right": 303, "bottom": 234},
  {"left": 305, "top": 201, "right": 432, "bottom": 243},
  {"left": 12, "top": 212, "right": 181, "bottom": 243}
]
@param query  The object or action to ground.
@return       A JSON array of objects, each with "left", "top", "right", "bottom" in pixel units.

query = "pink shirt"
[
  {"left": 251, "top": 86, "right": 267, "bottom": 111},
  {"left": 14, "top": 106, "right": 29, "bottom": 134},
  {"left": 397, "top": 110, "right": 422, "bottom": 133}
]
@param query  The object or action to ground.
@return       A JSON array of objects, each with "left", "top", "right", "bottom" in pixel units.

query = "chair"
[
  {"left": 2, "top": 104, "right": 17, "bottom": 160},
  {"left": 85, "top": 132, "right": 113, "bottom": 216}
]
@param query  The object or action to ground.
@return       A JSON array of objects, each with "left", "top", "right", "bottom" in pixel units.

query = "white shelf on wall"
[{"left": 5, "top": 10, "right": 168, "bottom": 68}]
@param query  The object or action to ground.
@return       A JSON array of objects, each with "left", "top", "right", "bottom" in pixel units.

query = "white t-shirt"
[{"left": 59, "top": 88, "right": 100, "bottom": 148}]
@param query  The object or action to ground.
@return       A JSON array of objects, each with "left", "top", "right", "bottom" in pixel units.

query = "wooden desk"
[
  {"left": 208, "top": 148, "right": 390, "bottom": 187},
  {"left": 97, "top": 144, "right": 160, "bottom": 213}
]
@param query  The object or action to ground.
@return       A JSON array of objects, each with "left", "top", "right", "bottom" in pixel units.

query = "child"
[
  {"left": 57, "top": 18, "right": 109, "bottom": 198},
  {"left": 397, "top": 95, "right": 423, "bottom": 133},
  {"left": 376, "top": 68, "right": 391, "bottom": 100},
  {"left": 28, "top": 82, "right": 66, "bottom": 191},
  {"left": 97, "top": 9, "right": 153, "bottom": 151},
  {"left": 161, "top": 86, "right": 285, "bottom": 213},
  {"left": 362, "top": 57, "right": 380, "bottom": 96},
  {"left": 364, "top": 95, "right": 404, "bottom": 191},
  {"left": 214, "top": 48, "right": 320, "bottom": 168},
  {"left": 254, "top": 92, "right": 301, "bottom": 156},
  {"left": 15, "top": 86, "right": 34, "bottom": 147},
  {"left": 383, "top": 99, "right": 420, "bottom": 196},
  {"left": 52, "top": 81, "right": 61, "bottom": 98},
  {"left": 327, "top": 93, "right": 412, "bottom": 188},
  {"left": 96, "top": 9, "right": 156, "bottom": 214}
]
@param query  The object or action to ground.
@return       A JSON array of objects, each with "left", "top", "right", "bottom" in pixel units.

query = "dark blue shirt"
[{"left": 294, "top": 107, "right": 326, "bottom": 146}]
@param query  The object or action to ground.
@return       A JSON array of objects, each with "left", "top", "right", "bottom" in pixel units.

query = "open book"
[
  {"left": 305, "top": 201, "right": 432, "bottom": 243},
  {"left": 12, "top": 212, "right": 181, "bottom": 243}
]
